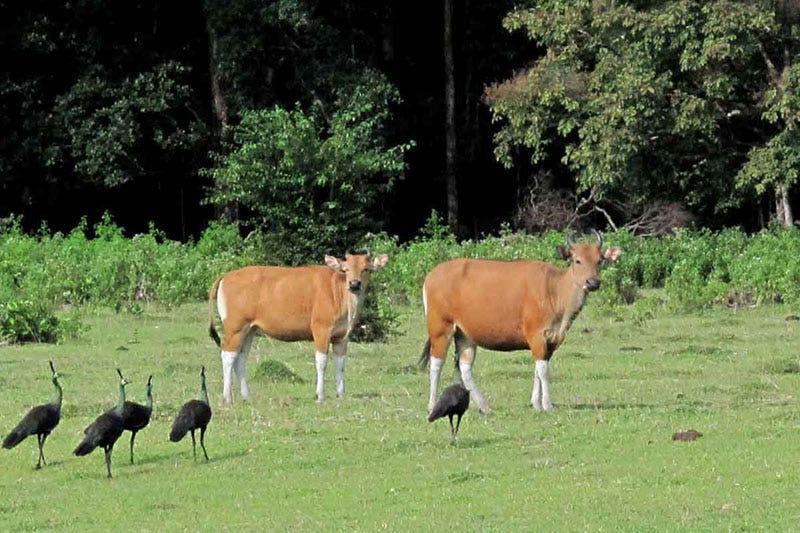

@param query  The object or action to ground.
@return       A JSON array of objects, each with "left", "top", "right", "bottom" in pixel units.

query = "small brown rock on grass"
[{"left": 672, "top": 429, "right": 702, "bottom": 442}]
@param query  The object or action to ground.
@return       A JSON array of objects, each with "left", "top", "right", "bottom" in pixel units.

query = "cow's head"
[
  {"left": 325, "top": 252, "right": 389, "bottom": 294},
  {"left": 557, "top": 230, "right": 621, "bottom": 292}
]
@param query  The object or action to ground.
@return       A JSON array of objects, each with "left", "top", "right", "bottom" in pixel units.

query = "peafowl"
[
  {"left": 170, "top": 366, "right": 212, "bottom": 461},
  {"left": 428, "top": 383, "right": 469, "bottom": 445},
  {"left": 3, "top": 361, "right": 62, "bottom": 469},
  {"left": 109, "top": 372, "right": 153, "bottom": 464},
  {"left": 74, "top": 369, "right": 130, "bottom": 478}
]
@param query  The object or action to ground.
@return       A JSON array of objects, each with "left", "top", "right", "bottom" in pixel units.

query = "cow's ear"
[
  {"left": 370, "top": 254, "right": 389, "bottom": 270},
  {"left": 603, "top": 247, "right": 621, "bottom": 263},
  {"left": 556, "top": 245, "right": 571, "bottom": 261},
  {"left": 325, "top": 255, "right": 343, "bottom": 271}
]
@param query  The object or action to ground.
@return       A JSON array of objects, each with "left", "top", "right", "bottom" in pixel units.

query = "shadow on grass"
[{"left": 121, "top": 446, "right": 251, "bottom": 471}]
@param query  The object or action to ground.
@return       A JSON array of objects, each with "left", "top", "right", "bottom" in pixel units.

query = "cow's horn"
[{"left": 592, "top": 229, "right": 603, "bottom": 248}]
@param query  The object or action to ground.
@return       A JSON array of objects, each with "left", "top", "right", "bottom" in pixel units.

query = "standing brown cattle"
[
  {"left": 208, "top": 253, "right": 388, "bottom": 403},
  {"left": 420, "top": 231, "right": 620, "bottom": 413}
]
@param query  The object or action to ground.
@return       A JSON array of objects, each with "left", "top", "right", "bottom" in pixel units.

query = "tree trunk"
[
  {"left": 444, "top": 0, "right": 458, "bottom": 234},
  {"left": 205, "top": 10, "right": 237, "bottom": 222},
  {"left": 775, "top": 184, "right": 794, "bottom": 227},
  {"left": 207, "top": 28, "right": 229, "bottom": 136}
]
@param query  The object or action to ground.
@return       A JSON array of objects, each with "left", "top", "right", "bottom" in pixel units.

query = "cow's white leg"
[
  {"left": 315, "top": 351, "right": 328, "bottom": 402},
  {"left": 428, "top": 356, "right": 444, "bottom": 412},
  {"left": 233, "top": 332, "right": 254, "bottom": 401},
  {"left": 536, "top": 359, "right": 554, "bottom": 411},
  {"left": 531, "top": 369, "right": 543, "bottom": 410},
  {"left": 332, "top": 340, "right": 347, "bottom": 398},
  {"left": 221, "top": 350, "right": 237, "bottom": 404},
  {"left": 459, "top": 358, "right": 490, "bottom": 414}
]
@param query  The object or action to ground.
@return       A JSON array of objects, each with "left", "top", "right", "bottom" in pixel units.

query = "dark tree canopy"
[{"left": 1, "top": 0, "right": 797, "bottom": 249}]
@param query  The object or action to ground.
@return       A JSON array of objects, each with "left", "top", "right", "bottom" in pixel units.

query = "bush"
[
  {"left": 3, "top": 212, "right": 800, "bottom": 344},
  {"left": 0, "top": 300, "right": 78, "bottom": 344}
]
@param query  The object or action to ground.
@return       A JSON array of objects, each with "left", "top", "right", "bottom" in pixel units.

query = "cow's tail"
[
  {"left": 418, "top": 338, "right": 432, "bottom": 369},
  {"left": 208, "top": 275, "right": 223, "bottom": 347}
]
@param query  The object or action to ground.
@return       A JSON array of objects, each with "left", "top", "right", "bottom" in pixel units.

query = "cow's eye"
[{"left": 575, "top": 259, "right": 582, "bottom": 265}]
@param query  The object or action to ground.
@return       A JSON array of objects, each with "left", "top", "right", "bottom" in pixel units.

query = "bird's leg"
[
  {"left": 454, "top": 414, "right": 463, "bottom": 438},
  {"left": 35, "top": 434, "right": 45, "bottom": 469},
  {"left": 200, "top": 426, "right": 209, "bottom": 461},
  {"left": 449, "top": 414, "right": 456, "bottom": 446},
  {"left": 190, "top": 429, "right": 197, "bottom": 461},
  {"left": 104, "top": 446, "right": 113, "bottom": 478},
  {"left": 129, "top": 432, "right": 136, "bottom": 464}
]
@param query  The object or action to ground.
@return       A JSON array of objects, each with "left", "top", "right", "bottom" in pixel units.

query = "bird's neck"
[
  {"left": 115, "top": 384, "right": 127, "bottom": 415},
  {"left": 52, "top": 379, "right": 62, "bottom": 408},
  {"left": 200, "top": 379, "right": 209, "bottom": 405},
  {"left": 145, "top": 386, "right": 153, "bottom": 409}
]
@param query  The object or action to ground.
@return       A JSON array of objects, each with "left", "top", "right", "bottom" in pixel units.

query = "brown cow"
[
  {"left": 208, "top": 253, "right": 389, "bottom": 403},
  {"left": 420, "top": 231, "right": 620, "bottom": 413}
]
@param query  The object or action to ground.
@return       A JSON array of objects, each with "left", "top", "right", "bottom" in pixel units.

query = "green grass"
[{"left": 1, "top": 302, "right": 799, "bottom": 531}]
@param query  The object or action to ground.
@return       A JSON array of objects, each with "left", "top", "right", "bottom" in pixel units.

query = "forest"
[{"left": 3, "top": 0, "right": 800, "bottom": 252}]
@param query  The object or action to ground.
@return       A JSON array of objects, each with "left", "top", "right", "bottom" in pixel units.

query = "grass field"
[{"left": 1, "top": 301, "right": 799, "bottom": 531}]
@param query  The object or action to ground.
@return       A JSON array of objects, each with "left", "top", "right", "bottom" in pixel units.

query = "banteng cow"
[
  {"left": 420, "top": 231, "right": 620, "bottom": 413},
  {"left": 208, "top": 253, "right": 389, "bottom": 403}
]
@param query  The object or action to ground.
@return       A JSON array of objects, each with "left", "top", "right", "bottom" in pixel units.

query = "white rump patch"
[{"left": 217, "top": 279, "right": 228, "bottom": 321}]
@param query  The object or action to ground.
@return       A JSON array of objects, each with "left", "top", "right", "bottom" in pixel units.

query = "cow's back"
[
  {"left": 219, "top": 265, "right": 336, "bottom": 341},
  {"left": 424, "top": 258, "right": 558, "bottom": 350}
]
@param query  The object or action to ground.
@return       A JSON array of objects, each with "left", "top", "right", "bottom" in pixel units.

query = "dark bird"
[
  {"left": 428, "top": 383, "right": 470, "bottom": 445},
  {"left": 73, "top": 369, "right": 130, "bottom": 478},
  {"left": 170, "top": 366, "right": 212, "bottom": 461},
  {"left": 111, "top": 372, "right": 153, "bottom": 464},
  {"left": 3, "top": 361, "right": 62, "bottom": 469}
]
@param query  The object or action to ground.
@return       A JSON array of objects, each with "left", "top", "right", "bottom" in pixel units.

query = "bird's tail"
[
  {"left": 169, "top": 427, "right": 187, "bottom": 443},
  {"left": 418, "top": 338, "right": 432, "bottom": 369},
  {"left": 208, "top": 275, "right": 223, "bottom": 347},
  {"left": 169, "top": 412, "right": 192, "bottom": 442},
  {"left": 2, "top": 430, "right": 25, "bottom": 449},
  {"left": 73, "top": 438, "right": 97, "bottom": 456}
]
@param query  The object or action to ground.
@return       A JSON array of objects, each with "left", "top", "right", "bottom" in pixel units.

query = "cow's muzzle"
[
  {"left": 585, "top": 278, "right": 601, "bottom": 292},
  {"left": 348, "top": 280, "right": 362, "bottom": 293}
]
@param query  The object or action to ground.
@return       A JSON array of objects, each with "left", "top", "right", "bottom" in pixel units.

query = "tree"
[
  {"left": 204, "top": 71, "right": 413, "bottom": 264},
  {"left": 485, "top": 0, "right": 797, "bottom": 227},
  {"left": 444, "top": 0, "right": 458, "bottom": 233}
]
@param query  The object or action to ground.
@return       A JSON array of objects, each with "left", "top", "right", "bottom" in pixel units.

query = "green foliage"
[
  {"left": 4, "top": 213, "right": 800, "bottom": 343},
  {"left": 205, "top": 71, "right": 413, "bottom": 265},
  {"left": 487, "top": 0, "right": 787, "bottom": 216},
  {"left": 0, "top": 300, "right": 60, "bottom": 343},
  {"left": 47, "top": 62, "right": 204, "bottom": 186}
]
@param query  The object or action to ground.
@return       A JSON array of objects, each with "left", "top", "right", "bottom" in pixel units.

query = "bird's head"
[
  {"left": 49, "top": 360, "right": 59, "bottom": 382},
  {"left": 116, "top": 368, "right": 131, "bottom": 387}
]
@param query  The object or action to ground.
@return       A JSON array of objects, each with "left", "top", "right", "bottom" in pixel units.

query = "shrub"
[{"left": 0, "top": 300, "right": 74, "bottom": 344}]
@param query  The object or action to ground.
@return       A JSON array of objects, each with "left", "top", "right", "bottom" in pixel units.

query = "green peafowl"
[
  {"left": 74, "top": 369, "right": 130, "bottom": 478},
  {"left": 170, "top": 366, "right": 212, "bottom": 460},
  {"left": 428, "top": 383, "right": 469, "bottom": 445},
  {"left": 3, "top": 361, "right": 62, "bottom": 469},
  {"left": 109, "top": 372, "right": 153, "bottom": 464}
]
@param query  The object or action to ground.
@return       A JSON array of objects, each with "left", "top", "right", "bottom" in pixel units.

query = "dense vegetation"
[
  {"left": 2, "top": 214, "right": 800, "bottom": 344},
  {"left": 3, "top": 1, "right": 800, "bottom": 249}
]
